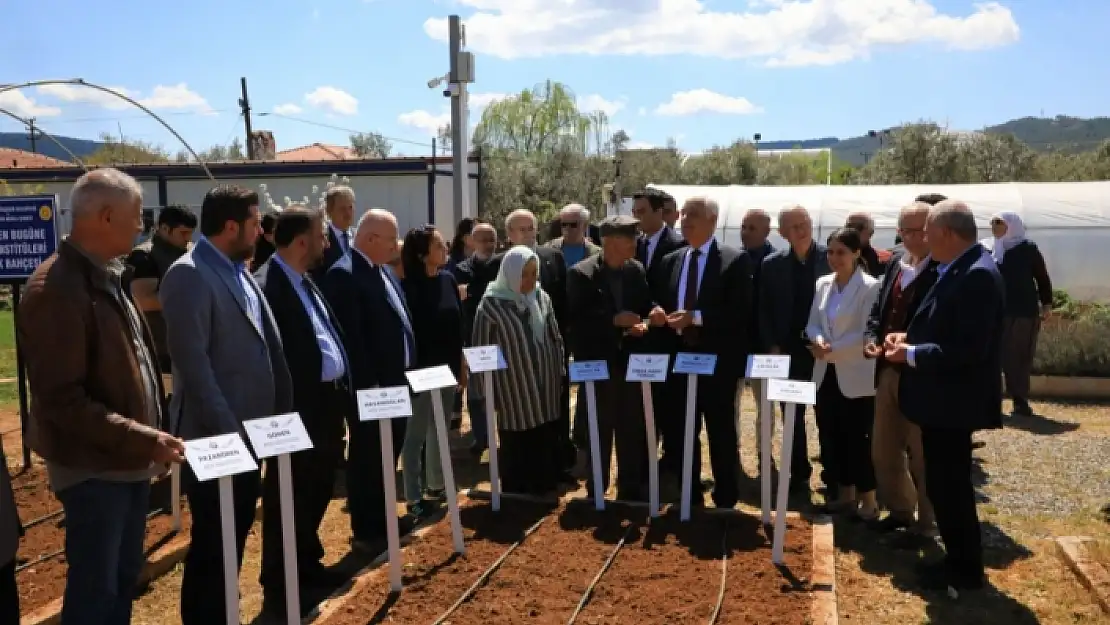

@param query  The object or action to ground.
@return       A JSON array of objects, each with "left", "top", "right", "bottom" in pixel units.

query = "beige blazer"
[{"left": 805, "top": 268, "right": 882, "bottom": 398}]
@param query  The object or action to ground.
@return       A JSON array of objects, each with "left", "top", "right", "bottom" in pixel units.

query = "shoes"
[
  {"left": 1011, "top": 399, "right": 1033, "bottom": 417},
  {"left": 868, "top": 515, "right": 912, "bottom": 533},
  {"left": 408, "top": 499, "right": 439, "bottom": 518},
  {"left": 425, "top": 488, "right": 447, "bottom": 501}
]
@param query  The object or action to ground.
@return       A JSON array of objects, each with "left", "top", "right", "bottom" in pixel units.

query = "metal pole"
[
  {"left": 240, "top": 77, "right": 255, "bottom": 160},
  {"left": 449, "top": 15, "right": 465, "bottom": 227},
  {"left": 27, "top": 118, "right": 38, "bottom": 153}
]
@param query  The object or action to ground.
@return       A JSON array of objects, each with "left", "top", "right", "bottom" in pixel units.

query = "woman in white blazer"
[{"left": 805, "top": 228, "right": 882, "bottom": 520}]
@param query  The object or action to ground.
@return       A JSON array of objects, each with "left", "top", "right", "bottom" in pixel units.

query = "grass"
[{"left": 0, "top": 310, "right": 18, "bottom": 410}]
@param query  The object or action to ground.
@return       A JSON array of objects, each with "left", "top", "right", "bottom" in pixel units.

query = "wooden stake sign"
[
  {"left": 569, "top": 360, "right": 610, "bottom": 510},
  {"left": 405, "top": 365, "right": 465, "bottom": 554},
  {"left": 745, "top": 354, "right": 792, "bottom": 525},
  {"left": 765, "top": 377, "right": 817, "bottom": 564},
  {"left": 462, "top": 345, "right": 508, "bottom": 511},
  {"left": 672, "top": 353, "right": 717, "bottom": 521},
  {"left": 625, "top": 353, "right": 670, "bottom": 517}
]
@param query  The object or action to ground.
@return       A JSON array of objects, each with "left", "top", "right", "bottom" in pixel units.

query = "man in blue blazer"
[{"left": 883, "top": 200, "right": 1004, "bottom": 598}]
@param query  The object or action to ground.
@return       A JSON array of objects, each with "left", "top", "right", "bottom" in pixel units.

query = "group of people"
[{"left": 1, "top": 167, "right": 1054, "bottom": 624}]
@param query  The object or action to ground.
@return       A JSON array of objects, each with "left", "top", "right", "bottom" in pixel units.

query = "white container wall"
[{"left": 650, "top": 182, "right": 1110, "bottom": 301}]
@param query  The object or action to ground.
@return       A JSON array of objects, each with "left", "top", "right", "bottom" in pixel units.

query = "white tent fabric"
[{"left": 648, "top": 182, "right": 1110, "bottom": 301}]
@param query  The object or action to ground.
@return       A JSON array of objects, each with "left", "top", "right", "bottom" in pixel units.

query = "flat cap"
[{"left": 599, "top": 214, "right": 640, "bottom": 238}]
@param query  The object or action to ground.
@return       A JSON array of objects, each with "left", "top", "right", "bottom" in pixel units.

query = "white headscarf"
[
  {"left": 482, "top": 245, "right": 548, "bottom": 341},
  {"left": 985, "top": 211, "right": 1027, "bottom": 263}
]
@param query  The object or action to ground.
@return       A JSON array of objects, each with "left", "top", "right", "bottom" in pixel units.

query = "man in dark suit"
[
  {"left": 451, "top": 220, "right": 498, "bottom": 455},
  {"left": 758, "top": 206, "right": 830, "bottom": 493},
  {"left": 0, "top": 445, "right": 21, "bottom": 623},
  {"left": 254, "top": 207, "right": 352, "bottom": 617},
  {"left": 632, "top": 188, "right": 686, "bottom": 288},
  {"left": 312, "top": 185, "right": 356, "bottom": 281},
  {"left": 650, "top": 197, "right": 752, "bottom": 510},
  {"left": 568, "top": 215, "right": 654, "bottom": 501},
  {"left": 739, "top": 209, "right": 775, "bottom": 448},
  {"left": 863, "top": 202, "right": 939, "bottom": 540},
  {"left": 883, "top": 200, "right": 1004, "bottom": 597},
  {"left": 320, "top": 208, "right": 417, "bottom": 552}
]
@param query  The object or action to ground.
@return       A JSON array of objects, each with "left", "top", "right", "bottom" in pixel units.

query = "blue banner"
[{"left": 0, "top": 195, "right": 59, "bottom": 281}]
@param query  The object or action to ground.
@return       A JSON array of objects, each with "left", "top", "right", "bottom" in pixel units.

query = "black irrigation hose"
[
  {"left": 431, "top": 515, "right": 550, "bottom": 625},
  {"left": 566, "top": 521, "right": 638, "bottom": 625},
  {"left": 16, "top": 509, "right": 171, "bottom": 575},
  {"left": 22, "top": 508, "right": 64, "bottom": 530},
  {"left": 707, "top": 524, "right": 729, "bottom": 625}
]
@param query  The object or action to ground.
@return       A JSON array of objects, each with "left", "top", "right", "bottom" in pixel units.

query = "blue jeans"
[
  {"left": 402, "top": 387, "right": 456, "bottom": 503},
  {"left": 467, "top": 372, "right": 489, "bottom": 450},
  {"left": 57, "top": 479, "right": 150, "bottom": 625}
]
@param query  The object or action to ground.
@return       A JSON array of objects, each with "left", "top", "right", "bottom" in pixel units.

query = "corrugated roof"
[
  {"left": 0, "top": 148, "right": 72, "bottom": 169},
  {"left": 274, "top": 143, "right": 357, "bottom": 161}
]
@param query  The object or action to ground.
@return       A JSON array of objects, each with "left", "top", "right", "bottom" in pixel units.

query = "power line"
[
  {"left": 25, "top": 109, "right": 232, "bottom": 125},
  {"left": 258, "top": 111, "right": 435, "bottom": 149}
]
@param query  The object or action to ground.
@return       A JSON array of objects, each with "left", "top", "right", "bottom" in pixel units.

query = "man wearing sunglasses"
[{"left": 548, "top": 203, "right": 600, "bottom": 270}]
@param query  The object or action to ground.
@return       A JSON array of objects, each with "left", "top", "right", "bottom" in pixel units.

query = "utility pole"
[
  {"left": 26, "top": 118, "right": 40, "bottom": 153},
  {"left": 239, "top": 77, "right": 255, "bottom": 160},
  {"left": 448, "top": 15, "right": 473, "bottom": 223}
]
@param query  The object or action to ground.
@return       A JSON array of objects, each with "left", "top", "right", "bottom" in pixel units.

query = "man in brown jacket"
[{"left": 17, "top": 168, "right": 185, "bottom": 625}]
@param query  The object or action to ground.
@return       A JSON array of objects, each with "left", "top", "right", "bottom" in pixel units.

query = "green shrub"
[{"left": 1033, "top": 303, "right": 1110, "bottom": 377}]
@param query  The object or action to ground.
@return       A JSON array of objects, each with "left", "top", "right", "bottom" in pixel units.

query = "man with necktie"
[
  {"left": 161, "top": 185, "right": 294, "bottom": 625},
  {"left": 321, "top": 208, "right": 418, "bottom": 553},
  {"left": 254, "top": 207, "right": 353, "bottom": 618},
  {"left": 632, "top": 188, "right": 685, "bottom": 290},
  {"left": 649, "top": 197, "right": 752, "bottom": 510},
  {"left": 313, "top": 185, "right": 357, "bottom": 280}
]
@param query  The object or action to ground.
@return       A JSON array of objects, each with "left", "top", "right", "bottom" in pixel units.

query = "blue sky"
[{"left": 2, "top": 0, "right": 1107, "bottom": 156}]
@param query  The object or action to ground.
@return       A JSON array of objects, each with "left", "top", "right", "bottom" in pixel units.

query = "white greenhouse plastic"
[{"left": 648, "top": 182, "right": 1110, "bottom": 301}]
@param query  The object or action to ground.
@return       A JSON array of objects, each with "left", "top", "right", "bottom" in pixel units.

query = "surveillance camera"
[{"left": 427, "top": 78, "right": 441, "bottom": 89}]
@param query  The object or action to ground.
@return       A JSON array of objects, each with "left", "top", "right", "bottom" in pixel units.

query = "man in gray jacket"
[
  {"left": 161, "top": 184, "right": 293, "bottom": 625},
  {"left": 0, "top": 445, "right": 20, "bottom": 623}
]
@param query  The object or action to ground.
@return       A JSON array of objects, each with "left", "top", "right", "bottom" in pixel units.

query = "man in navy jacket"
[{"left": 883, "top": 200, "right": 1004, "bottom": 598}]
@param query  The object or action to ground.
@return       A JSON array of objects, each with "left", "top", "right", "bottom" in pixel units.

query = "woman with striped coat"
[{"left": 472, "top": 245, "right": 566, "bottom": 495}]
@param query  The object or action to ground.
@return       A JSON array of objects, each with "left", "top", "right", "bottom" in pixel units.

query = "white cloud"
[
  {"left": 138, "top": 84, "right": 214, "bottom": 114},
  {"left": 627, "top": 140, "right": 657, "bottom": 150},
  {"left": 468, "top": 92, "right": 508, "bottom": 109},
  {"left": 0, "top": 91, "right": 61, "bottom": 118},
  {"left": 305, "top": 86, "right": 359, "bottom": 116},
  {"left": 577, "top": 94, "right": 625, "bottom": 117},
  {"left": 655, "top": 89, "right": 762, "bottom": 116},
  {"left": 423, "top": 0, "right": 1019, "bottom": 66},
  {"left": 398, "top": 109, "right": 451, "bottom": 136},
  {"left": 273, "top": 103, "right": 303, "bottom": 115},
  {"left": 36, "top": 82, "right": 212, "bottom": 114},
  {"left": 37, "top": 84, "right": 134, "bottom": 110}
]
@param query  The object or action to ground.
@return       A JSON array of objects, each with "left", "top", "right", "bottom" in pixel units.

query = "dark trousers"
[
  {"left": 556, "top": 361, "right": 576, "bottom": 468},
  {"left": 815, "top": 365, "right": 876, "bottom": 492},
  {"left": 921, "top": 426, "right": 984, "bottom": 583},
  {"left": 180, "top": 468, "right": 261, "bottom": 625},
  {"left": 787, "top": 347, "right": 817, "bottom": 485},
  {"left": 345, "top": 414, "right": 405, "bottom": 540},
  {"left": 260, "top": 387, "right": 348, "bottom": 599},
  {"left": 0, "top": 560, "right": 16, "bottom": 625},
  {"left": 501, "top": 420, "right": 561, "bottom": 495},
  {"left": 1000, "top": 315, "right": 1040, "bottom": 404},
  {"left": 660, "top": 373, "right": 742, "bottom": 509},
  {"left": 580, "top": 378, "right": 648, "bottom": 499},
  {"left": 57, "top": 478, "right": 150, "bottom": 625}
]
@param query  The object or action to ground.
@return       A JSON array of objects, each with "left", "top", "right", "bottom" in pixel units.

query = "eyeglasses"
[{"left": 560, "top": 222, "right": 580, "bottom": 229}]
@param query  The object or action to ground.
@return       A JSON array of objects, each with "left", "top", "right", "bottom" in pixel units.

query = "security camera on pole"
[{"left": 447, "top": 15, "right": 475, "bottom": 224}]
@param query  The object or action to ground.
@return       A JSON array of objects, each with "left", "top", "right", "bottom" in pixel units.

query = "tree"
[
  {"left": 350, "top": 132, "right": 392, "bottom": 158},
  {"left": 436, "top": 125, "right": 452, "bottom": 155},
  {"left": 196, "top": 137, "right": 246, "bottom": 162},
  {"left": 85, "top": 133, "right": 170, "bottom": 165},
  {"left": 0, "top": 180, "right": 46, "bottom": 196},
  {"left": 475, "top": 81, "right": 606, "bottom": 155}
]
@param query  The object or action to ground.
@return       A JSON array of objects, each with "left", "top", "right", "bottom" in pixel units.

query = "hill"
[{"left": 3, "top": 115, "right": 1109, "bottom": 168}]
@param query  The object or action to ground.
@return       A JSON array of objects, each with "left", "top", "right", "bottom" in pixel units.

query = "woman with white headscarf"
[
  {"left": 472, "top": 245, "right": 566, "bottom": 495},
  {"left": 983, "top": 212, "right": 1054, "bottom": 417}
]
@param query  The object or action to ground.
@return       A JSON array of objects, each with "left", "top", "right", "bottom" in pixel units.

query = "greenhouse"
[{"left": 648, "top": 181, "right": 1110, "bottom": 301}]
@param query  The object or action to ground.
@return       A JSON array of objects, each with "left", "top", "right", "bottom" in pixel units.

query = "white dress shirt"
[
  {"left": 644, "top": 228, "right": 664, "bottom": 268},
  {"left": 676, "top": 237, "right": 714, "bottom": 328}
]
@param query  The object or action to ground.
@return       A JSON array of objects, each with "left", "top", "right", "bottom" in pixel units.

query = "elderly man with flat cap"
[{"left": 567, "top": 215, "right": 655, "bottom": 501}]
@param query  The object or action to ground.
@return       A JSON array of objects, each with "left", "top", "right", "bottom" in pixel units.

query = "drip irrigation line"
[
  {"left": 23, "top": 508, "right": 64, "bottom": 530},
  {"left": 431, "top": 514, "right": 550, "bottom": 625},
  {"left": 566, "top": 521, "right": 638, "bottom": 625},
  {"left": 708, "top": 523, "right": 730, "bottom": 625}
]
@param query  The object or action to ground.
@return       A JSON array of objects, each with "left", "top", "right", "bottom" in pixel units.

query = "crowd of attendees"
[{"left": 0, "top": 169, "right": 1055, "bottom": 623}]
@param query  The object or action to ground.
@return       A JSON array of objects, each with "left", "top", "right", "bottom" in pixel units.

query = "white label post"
[
  {"left": 569, "top": 360, "right": 610, "bottom": 510},
  {"left": 170, "top": 468, "right": 181, "bottom": 531},
  {"left": 625, "top": 354, "right": 670, "bottom": 517},
  {"left": 745, "top": 354, "right": 792, "bottom": 525},
  {"left": 765, "top": 378, "right": 817, "bottom": 564},
  {"left": 463, "top": 346, "right": 508, "bottom": 511},
  {"left": 672, "top": 353, "right": 717, "bottom": 521},
  {"left": 243, "top": 413, "right": 315, "bottom": 625},
  {"left": 405, "top": 365, "right": 465, "bottom": 554},
  {"left": 183, "top": 433, "right": 259, "bottom": 625},
  {"left": 356, "top": 386, "right": 415, "bottom": 591}
]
